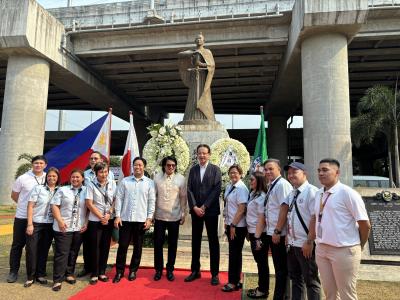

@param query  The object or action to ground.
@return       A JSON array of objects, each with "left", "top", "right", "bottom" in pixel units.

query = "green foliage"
[
  {"left": 15, "top": 153, "right": 34, "bottom": 179},
  {"left": 109, "top": 155, "right": 121, "bottom": 167}
]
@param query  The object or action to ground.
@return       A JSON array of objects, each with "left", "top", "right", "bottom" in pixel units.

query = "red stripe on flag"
[
  {"left": 121, "top": 149, "right": 131, "bottom": 177},
  {"left": 59, "top": 149, "right": 93, "bottom": 184}
]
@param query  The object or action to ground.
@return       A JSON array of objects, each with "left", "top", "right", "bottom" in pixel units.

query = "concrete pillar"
[
  {"left": 0, "top": 56, "right": 50, "bottom": 204},
  {"left": 301, "top": 33, "right": 353, "bottom": 187},
  {"left": 268, "top": 116, "right": 288, "bottom": 167}
]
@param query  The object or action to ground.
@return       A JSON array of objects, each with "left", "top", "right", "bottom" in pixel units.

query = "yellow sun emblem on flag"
[{"left": 97, "top": 132, "right": 106, "bottom": 146}]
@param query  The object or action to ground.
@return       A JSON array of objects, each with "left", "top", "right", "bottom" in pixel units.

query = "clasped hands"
[{"left": 193, "top": 205, "right": 206, "bottom": 217}]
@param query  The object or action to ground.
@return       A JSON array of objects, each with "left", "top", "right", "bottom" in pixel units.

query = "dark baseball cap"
[{"left": 284, "top": 162, "right": 307, "bottom": 172}]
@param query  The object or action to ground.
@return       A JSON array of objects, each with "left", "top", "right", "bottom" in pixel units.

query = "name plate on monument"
[{"left": 365, "top": 194, "right": 400, "bottom": 255}]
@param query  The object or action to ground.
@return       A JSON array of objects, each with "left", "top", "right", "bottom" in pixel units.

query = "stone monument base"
[{"left": 178, "top": 120, "right": 229, "bottom": 238}]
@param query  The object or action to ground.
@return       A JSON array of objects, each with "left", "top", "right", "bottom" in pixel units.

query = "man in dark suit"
[{"left": 185, "top": 144, "right": 222, "bottom": 285}]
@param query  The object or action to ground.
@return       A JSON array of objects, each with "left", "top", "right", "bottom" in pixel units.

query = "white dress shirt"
[
  {"left": 223, "top": 180, "right": 248, "bottom": 227},
  {"left": 199, "top": 161, "right": 209, "bottom": 182},
  {"left": 287, "top": 181, "right": 318, "bottom": 247},
  {"left": 84, "top": 168, "right": 115, "bottom": 186},
  {"left": 115, "top": 175, "right": 156, "bottom": 222},
  {"left": 246, "top": 191, "right": 266, "bottom": 234},
  {"left": 51, "top": 185, "right": 87, "bottom": 232},
  {"left": 264, "top": 176, "right": 293, "bottom": 236},
  {"left": 85, "top": 178, "right": 117, "bottom": 221},
  {"left": 314, "top": 181, "right": 369, "bottom": 247},
  {"left": 13, "top": 170, "right": 46, "bottom": 219},
  {"left": 28, "top": 185, "right": 58, "bottom": 224}
]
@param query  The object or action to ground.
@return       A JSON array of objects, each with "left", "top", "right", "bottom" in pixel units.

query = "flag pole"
[{"left": 108, "top": 107, "right": 112, "bottom": 161}]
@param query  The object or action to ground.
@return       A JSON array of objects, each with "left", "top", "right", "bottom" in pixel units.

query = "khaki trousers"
[{"left": 316, "top": 243, "right": 361, "bottom": 300}]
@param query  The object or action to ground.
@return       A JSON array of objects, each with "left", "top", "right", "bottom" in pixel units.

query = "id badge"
[{"left": 317, "top": 224, "right": 322, "bottom": 238}]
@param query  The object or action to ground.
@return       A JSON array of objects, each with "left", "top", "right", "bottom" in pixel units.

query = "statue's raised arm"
[{"left": 178, "top": 33, "right": 216, "bottom": 123}]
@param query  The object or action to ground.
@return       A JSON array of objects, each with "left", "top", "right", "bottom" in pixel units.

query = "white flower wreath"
[
  {"left": 143, "top": 124, "right": 190, "bottom": 176},
  {"left": 210, "top": 138, "right": 250, "bottom": 187}
]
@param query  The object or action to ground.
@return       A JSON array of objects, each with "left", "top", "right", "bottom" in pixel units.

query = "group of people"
[{"left": 6, "top": 144, "right": 371, "bottom": 300}]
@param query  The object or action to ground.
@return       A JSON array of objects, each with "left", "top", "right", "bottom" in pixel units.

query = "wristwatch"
[
  {"left": 230, "top": 223, "right": 237, "bottom": 228},
  {"left": 274, "top": 229, "right": 282, "bottom": 235}
]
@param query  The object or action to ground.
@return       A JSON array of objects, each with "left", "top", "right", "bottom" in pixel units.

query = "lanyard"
[
  {"left": 264, "top": 176, "right": 282, "bottom": 207},
  {"left": 318, "top": 192, "right": 331, "bottom": 222},
  {"left": 43, "top": 186, "right": 58, "bottom": 218},
  {"left": 288, "top": 190, "right": 301, "bottom": 212},
  {"left": 70, "top": 188, "right": 82, "bottom": 228},
  {"left": 34, "top": 175, "right": 45, "bottom": 185}
]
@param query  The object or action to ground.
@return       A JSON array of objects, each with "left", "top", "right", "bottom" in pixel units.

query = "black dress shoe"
[
  {"left": 98, "top": 275, "right": 109, "bottom": 282},
  {"left": 211, "top": 275, "right": 219, "bottom": 286},
  {"left": 221, "top": 283, "right": 238, "bottom": 292},
  {"left": 7, "top": 272, "right": 17, "bottom": 283},
  {"left": 77, "top": 269, "right": 89, "bottom": 278},
  {"left": 113, "top": 273, "right": 123, "bottom": 283},
  {"left": 128, "top": 271, "right": 136, "bottom": 281},
  {"left": 24, "top": 280, "right": 34, "bottom": 288},
  {"left": 166, "top": 271, "right": 175, "bottom": 282},
  {"left": 184, "top": 272, "right": 201, "bottom": 282},
  {"left": 236, "top": 282, "right": 243, "bottom": 289},
  {"left": 52, "top": 283, "right": 62, "bottom": 292},
  {"left": 65, "top": 277, "right": 76, "bottom": 284},
  {"left": 153, "top": 271, "right": 162, "bottom": 281},
  {"left": 89, "top": 277, "right": 98, "bottom": 285},
  {"left": 36, "top": 277, "right": 48, "bottom": 285}
]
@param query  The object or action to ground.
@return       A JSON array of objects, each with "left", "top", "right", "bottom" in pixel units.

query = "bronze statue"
[{"left": 178, "top": 33, "right": 216, "bottom": 123}]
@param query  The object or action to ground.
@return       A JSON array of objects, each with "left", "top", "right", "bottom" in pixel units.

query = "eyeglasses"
[{"left": 166, "top": 164, "right": 176, "bottom": 168}]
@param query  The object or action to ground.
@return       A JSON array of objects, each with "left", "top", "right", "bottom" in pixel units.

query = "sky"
[{"left": 38, "top": 0, "right": 303, "bottom": 131}]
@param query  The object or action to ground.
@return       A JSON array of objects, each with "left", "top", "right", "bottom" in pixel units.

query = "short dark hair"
[
  {"left": 263, "top": 158, "right": 281, "bottom": 168},
  {"left": 133, "top": 157, "right": 147, "bottom": 167},
  {"left": 319, "top": 158, "right": 340, "bottom": 168},
  {"left": 161, "top": 156, "right": 178, "bottom": 173},
  {"left": 91, "top": 151, "right": 102, "bottom": 158},
  {"left": 228, "top": 164, "right": 243, "bottom": 175},
  {"left": 93, "top": 162, "right": 109, "bottom": 175},
  {"left": 70, "top": 168, "right": 84, "bottom": 179},
  {"left": 32, "top": 155, "right": 48, "bottom": 164},
  {"left": 197, "top": 144, "right": 211, "bottom": 154},
  {"left": 251, "top": 171, "right": 267, "bottom": 193},
  {"left": 45, "top": 167, "right": 61, "bottom": 186}
]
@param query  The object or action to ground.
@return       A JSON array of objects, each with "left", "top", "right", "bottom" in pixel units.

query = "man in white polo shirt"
[
  {"left": 314, "top": 158, "right": 370, "bottom": 300},
  {"left": 284, "top": 162, "right": 321, "bottom": 300},
  {"left": 7, "top": 155, "right": 47, "bottom": 283}
]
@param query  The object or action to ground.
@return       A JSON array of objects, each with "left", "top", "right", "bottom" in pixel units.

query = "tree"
[
  {"left": 15, "top": 153, "right": 34, "bottom": 179},
  {"left": 351, "top": 84, "right": 400, "bottom": 187}
]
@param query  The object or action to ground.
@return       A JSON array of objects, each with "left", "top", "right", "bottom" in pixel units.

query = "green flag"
[{"left": 251, "top": 107, "right": 268, "bottom": 172}]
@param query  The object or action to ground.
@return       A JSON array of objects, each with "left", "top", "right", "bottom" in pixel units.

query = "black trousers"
[
  {"left": 53, "top": 231, "right": 82, "bottom": 283},
  {"left": 81, "top": 230, "right": 92, "bottom": 273},
  {"left": 226, "top": 226, "right": 247, "bottom": 285},
  {"left": 88, "top": 220, "right": 114, "bottom": 277},
  {"left": 191, "top": 214, "right": 220, "bottom": 276},
  {"left": 115, "top": 221, "right": 145, "bottom": 274},
  {"left": 25, "top": 222, "right": 53, "bottom": 280},
  {"left": 287, "top": 245, "right": 321, "bottom": 300},
  {"left": 9, "top": 218, "right": 27, "bottom": 274},
  {"left": 249, "top": 233, "right": 269, "bottom": 293},
  {"left": 265, "top": 235, "right": 289, "bottom": 300},
  {"left": 153, "top": 219, "right": 180, "bottom": 272}
]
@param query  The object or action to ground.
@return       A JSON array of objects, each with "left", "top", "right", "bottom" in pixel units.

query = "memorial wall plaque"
[{"left": 365, "top": 194, "right": 400, "bottom": 255}]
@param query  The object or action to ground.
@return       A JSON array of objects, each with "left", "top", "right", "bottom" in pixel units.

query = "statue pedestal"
[{"left": 178, "top": 120, "right": 229, "bottom": 239}]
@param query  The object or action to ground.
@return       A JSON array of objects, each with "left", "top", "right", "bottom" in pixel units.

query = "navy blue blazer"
[{"left": 187, "top": 163, "right": 222, "bottom": 217}]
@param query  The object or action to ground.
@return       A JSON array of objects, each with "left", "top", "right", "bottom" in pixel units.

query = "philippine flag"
[
  {"left": 45, "top": 111, "right": 112, "bottom": 183},
  {"left": 120, "top": 111, "right": 140, "bottom": 178}
]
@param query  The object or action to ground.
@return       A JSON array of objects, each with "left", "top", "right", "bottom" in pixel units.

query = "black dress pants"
[
  {"left": 249, "top": 233, "right": 269, "bottom": 294},
  {"left": 265, "top": 235, "right": 289, "bottom": 300},
  {"left": 287, "top": 245, "right": 321, "bottom": 300},
  {"left": 53, "top": 231, "right": 82, "bottom": 283},
  {"left": 25, "top": 222, "right": 53, "bottom": 280},
  {"left": 153, "top": 219, "right": 180, "bottom": 272},
  {"left": 81, "top": 230, "right": 92, "bottom": 273},
  {"left": 9, "top": 218, "right": 27, "bottom": 274},
  {"left": 191, "top": 214, "right": 220, "bottom": 276},
  {"left": 115, "top": 221, "right": 145, "bottom": 274},
  {"left": 87, "top": 220, "right": 114, "bottom": 277},
  {"left": 226, "top": 226, "right": 247, "bottom": 285}
]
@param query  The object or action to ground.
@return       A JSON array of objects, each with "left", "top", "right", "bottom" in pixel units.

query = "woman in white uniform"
[
  {"left": 51, "top": 169, "right": 87, "bottom": 291},
  {"left": 24, "top": 167, "right": 60, "bottom": 287}
]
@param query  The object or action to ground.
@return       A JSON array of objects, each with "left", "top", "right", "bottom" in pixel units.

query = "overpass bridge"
[{"left": 0, "top": 0, "right": 400, "bottom": 203}]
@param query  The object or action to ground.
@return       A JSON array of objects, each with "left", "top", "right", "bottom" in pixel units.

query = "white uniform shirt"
[
  {"left": 287, "top": 181, "right": 318, "bottom": 247},
  {"left": 314, "top": 181, "right": 369, "bottom": 247},
  {"left": 28, "top": 185, "right": 58, "bottom": 224},
  {"left": 223, "top": 180, "right": 248, "bottom": 227},
  {"left": 51, "top": 185, "right": 87, "bottom": 232},
  {"left": 115, "top": 175, "right": 156, "bottom": 222},
  {"left": 246, "top": 191, "right": 266, "bottom": 234},
  {"left": 264, "top": 176, "right": 293, "bottom": 236},
  {"left": 85, "top": 179, "right": 117, "bottom": 221},
  {"left": 13, "top": 170, "right": 46, "bottom": 219},
  {"left": 84, "top": 168, "right": 115, "bottom": 186},
  {"left": 154, "top": 173, "right": 187, "bottom": 222}
]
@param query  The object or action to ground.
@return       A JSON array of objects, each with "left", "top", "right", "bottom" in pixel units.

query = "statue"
[{"left": 178, "top": 33, "right": 216, "bottom": 123}]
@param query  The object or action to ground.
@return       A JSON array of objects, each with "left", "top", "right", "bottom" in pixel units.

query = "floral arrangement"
[
  {"left": 143, "top": 123, "right": 190, "bottom": 176},
  {"left": 210, "top": 138, "right": 250, "bottom": 187}
]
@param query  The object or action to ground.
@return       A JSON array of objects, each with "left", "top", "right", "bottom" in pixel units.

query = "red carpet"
[{"left": 69, "top": 267, "right": 242, "bottom": 300}]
